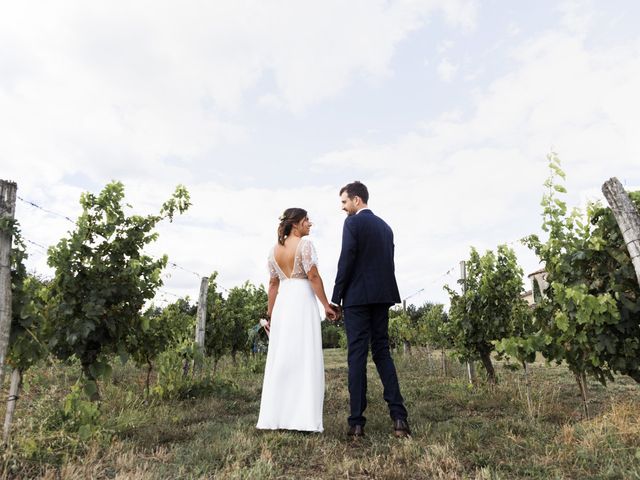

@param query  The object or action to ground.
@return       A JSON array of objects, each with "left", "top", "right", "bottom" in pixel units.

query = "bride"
[{"left": 256, "top": 208, "right": 337, "bottom": 432}]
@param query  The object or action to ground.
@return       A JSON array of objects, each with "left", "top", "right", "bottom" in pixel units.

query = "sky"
[{"left": 2, "top": 0, "right": 640, "bottom": 308}]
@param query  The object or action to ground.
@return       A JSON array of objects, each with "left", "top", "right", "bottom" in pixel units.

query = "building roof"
[{"left": 527, "top": 268, "right": 546, "bottom": 277}]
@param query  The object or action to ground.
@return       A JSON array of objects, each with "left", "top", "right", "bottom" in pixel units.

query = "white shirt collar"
[{"left": 356, "top": 207, "right": 370, "bottom": 215}]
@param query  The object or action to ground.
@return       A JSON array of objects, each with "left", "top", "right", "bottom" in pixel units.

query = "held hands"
[
  {"left": 324, "top": 303, "right": 343, "bottom": 322},
  {"left": 324, "top": 304, "right": 338, "bottom": 322}
]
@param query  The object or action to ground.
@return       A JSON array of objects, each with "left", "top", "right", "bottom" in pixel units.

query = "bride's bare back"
[
  {"left": 270, "top": 236, "right": 318, "bottom": 280},
  {"left": 273, "top": 237, "right": 302, "bottom": 278}
]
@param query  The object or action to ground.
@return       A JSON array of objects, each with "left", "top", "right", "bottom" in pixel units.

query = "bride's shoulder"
[
  {"left": 299, "top": 236, "right": 318, "bottom": 253},
  {"left": 300, "top": 236, "right": 314, "bottom": 246}
]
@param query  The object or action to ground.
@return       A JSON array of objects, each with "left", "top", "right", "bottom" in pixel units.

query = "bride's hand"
[{"left": 324, "top": 304, "right": 338, "bottom": 322}]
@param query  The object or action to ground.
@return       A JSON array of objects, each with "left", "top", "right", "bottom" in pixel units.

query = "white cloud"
[
  {"left": 437, "top": 40, "right": 455, "bottom": 54},
  {"left": 557, "top": 0, "right": 595, "bottom": 35},
  {"left": 437, "top": 58, "right": 459, "bottom": 82},
  {"left": 507, "top": 22, "right": 521, "bottom": 37},
  {"left": 440, "top": 0, "right": 478, "bottom": 30},
  {"left": 257, "top": 93, "right": 285, "bottom": 111},
  {"left": 5, "top": 1, "right": 640, "bottom": 311},
  {"left": 1, "top": 0, "right": 478, "bottom": 186},
  {"left": 314, "top": 12, "right": 640, "bottom": 305}
]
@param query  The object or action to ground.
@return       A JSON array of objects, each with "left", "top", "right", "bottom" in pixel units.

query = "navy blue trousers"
[{"left": 344, "top": 304, "right": 408, "bottom": 427}]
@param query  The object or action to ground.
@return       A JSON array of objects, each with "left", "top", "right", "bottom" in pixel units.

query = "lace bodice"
[{"left": 268, "top": 237, "right": 318, "bottom": 280}]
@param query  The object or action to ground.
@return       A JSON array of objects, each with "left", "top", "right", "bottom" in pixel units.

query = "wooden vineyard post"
[
  {"left": 192, "top": 276, "right": 208, "bottom": 373},
  {"left": 441, "top": 347, "right": 447, "bottom": 376},
  {"left": 523, "top": 361, "right": 533, "bottom": 417},
  {"left": 3, "top": 368, "right": 21, "bottom": 444},
  {"left": 424, "top": 343, "right": 431, "bottom": 373},
  {"left": 460, "top": 261, "right": 476, "bottom": 386},
  {"left": 195, "top": 277, "right": 208, "bottom": 351},
  {"left": 401, "top": 300, "right": 411, "bottom": 355},
  {"left": 466, "top": 360, "right": 476, "bottom": 387},
  {"left": 182, "top": 277, "right": 209, "bottom": 377},
  {"left": 0, "top": 180, "right": 17, "bottom": 387},
  {"left": 602, "top": 177, "right": 640, "bottom": 288},
  {"left": 575, "top": 371, "right": 590, "bottom": 420}
]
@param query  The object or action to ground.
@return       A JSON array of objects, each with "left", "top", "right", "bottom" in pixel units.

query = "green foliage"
[
  {"left": 0, "top": 216, "right": 18, "bottom": 235},
  {"left": 127, "top": 298, "right": 195, "bottom": 368},
  {"left": 388, "top": 310, "right": 416, "bottom": 349},
  {"left": 493, "top": 290, "right": 538, "bottom": 368},
  {"left": 7, "top": 225, "right": 48, "bottom": 372},
  {"left": 524, "top": 153, "right": 640, "bottom": 384},
  {"left": 218, "top": 281, "right": 267, "bottom": 359},
  {"left": 338, "top": 327, "right": 348, "bottom": 349},
  {"left": 404, "top": 302, "right": 436, "bottom": 325},
  {"left": 389, "top": 303, "right": 443, "bottom": 350},
  {"left": 419, "top": 304, "right": 452, "bottom": 350},
  {"left": 321, "top": 321, "right": 343, "bottom": 349},
  {"left": 241, "top": 355, "right": 267, "bottom": 374},
  {"left": 151, "top": 342, "right": 204, "bottom": 399},
  {"left": 494, "top": 309, "right": 545, "bottom": 368},
  {"left": 126, "top": 297, "right": 195, "bottom": 396},
  {"left": 62, "top": 383, "right": 104, "bottom": 442},
  {"left": 445, "top": 245, "right": 527, "bottom": 382},
  {"left": 204, "top": 272, "right": 229, "bottom": 363},
  {"left": 532, "top": 277, "right": 543, "bottom": 303},
  {"left": 175, "top": 376, "right": 240, "bottom": 400},
  {"left": 44, "top": 181, "right": 191, "bottom": 397}
]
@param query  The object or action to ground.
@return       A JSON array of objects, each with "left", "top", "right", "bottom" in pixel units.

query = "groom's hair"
[{"left": 340, "top": 181, "right": 369, "bottom": 204}]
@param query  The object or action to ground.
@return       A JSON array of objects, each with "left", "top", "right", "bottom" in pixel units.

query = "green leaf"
[
  {"left": 555, "top": 312, "right": 569, "bottom": 332},
  {"left": 83, "top": 380, "right": 97, "bottom": 398},
  {"left": 78, "top": 424, "right": 92, "bottom": 441}
]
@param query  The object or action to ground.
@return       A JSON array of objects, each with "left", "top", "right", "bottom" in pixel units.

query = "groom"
[{"left": 331, "top": 181, "right": 410, "bottom": 438}]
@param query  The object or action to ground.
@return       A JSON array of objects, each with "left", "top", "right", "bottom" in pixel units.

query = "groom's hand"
[
  {"left": 324, "top": 304, "right": 338, "bottom": 321},
  {"left": 330, "top": 303, "right": 343, "bottom": 322}
]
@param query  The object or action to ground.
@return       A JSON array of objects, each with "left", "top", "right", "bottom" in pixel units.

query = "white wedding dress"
[{"left": 256, "top": 236, "right": 325, "bottom": 432}]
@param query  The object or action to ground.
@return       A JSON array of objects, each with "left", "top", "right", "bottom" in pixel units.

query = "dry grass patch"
[{"left": 36, "top": 442, "right": 171, "bottom": 480}]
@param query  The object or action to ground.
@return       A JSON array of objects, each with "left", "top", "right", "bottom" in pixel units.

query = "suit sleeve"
[{"left": 332, "top": 219, "right": 357, "bottom": 305}]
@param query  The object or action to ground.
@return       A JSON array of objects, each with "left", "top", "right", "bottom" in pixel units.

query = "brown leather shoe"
[
  {"left": 347, "top": 425, "right": 365, "bottom": 437},
  {"left": 393, "top": 419, "right": 411, "bottom": 438}
]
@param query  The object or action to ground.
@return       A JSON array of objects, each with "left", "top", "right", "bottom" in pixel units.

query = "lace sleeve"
[
  {"left": 300, "top": 238, "right": 319, "bottom": 274},
  {"left": 268, "top": 254, "right": 278, "bottom": 278}
]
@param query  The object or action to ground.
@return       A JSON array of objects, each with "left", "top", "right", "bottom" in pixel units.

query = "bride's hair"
[{"left": 277, "top": 208, "right": 307, "bottom": 245}]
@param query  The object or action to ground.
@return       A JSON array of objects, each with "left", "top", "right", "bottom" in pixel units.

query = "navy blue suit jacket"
[{"left": 331, "top": 209, "right": 401, "bottom": 307}]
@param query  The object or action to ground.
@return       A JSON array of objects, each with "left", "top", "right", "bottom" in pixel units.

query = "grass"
[{"left": 2, "top": 349, "right": 640, "bottom": 479}]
